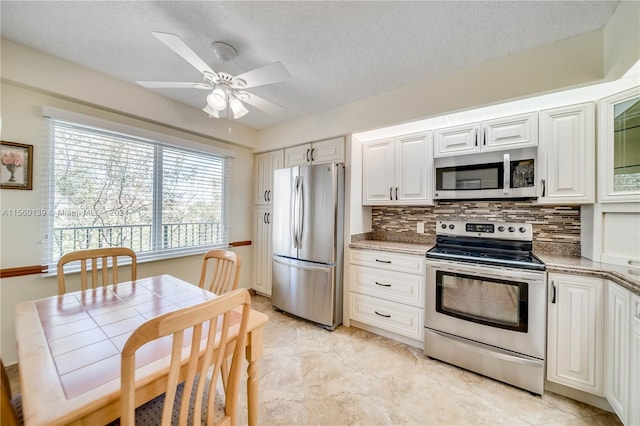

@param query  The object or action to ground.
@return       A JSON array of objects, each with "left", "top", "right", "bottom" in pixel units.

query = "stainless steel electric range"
[{"left": 424, "top": 220, "right": 546, "bottom": 395}]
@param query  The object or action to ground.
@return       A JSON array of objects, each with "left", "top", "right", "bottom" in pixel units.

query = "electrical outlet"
[{"left": 417, "top": 222, "right": 425, "bottom": 234}]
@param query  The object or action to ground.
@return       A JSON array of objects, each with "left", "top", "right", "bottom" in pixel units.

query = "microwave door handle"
[{"left": 503, "top": 153, "right": 510, "bottom": 195}]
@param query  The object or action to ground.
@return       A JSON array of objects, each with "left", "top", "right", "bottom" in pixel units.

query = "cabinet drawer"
[
  {"left": 350, "top": 249, "right": 425, "bottom": 274},
  {"left": 350, "top": 265, "right": 424, "bottom": 307},
  {"left": 349, "top": 293, "right": 424, "bottom": 341}
]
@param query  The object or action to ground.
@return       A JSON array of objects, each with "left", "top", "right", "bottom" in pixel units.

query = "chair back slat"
[
  {"left": 198, "top": 249, "right": 241, "bottom": 295},
  {"left": 57, "top": 247, "right": 137, "bottom": 294},
  {"left": 120, "top": 289, "right": 252, "bottom": 426}
]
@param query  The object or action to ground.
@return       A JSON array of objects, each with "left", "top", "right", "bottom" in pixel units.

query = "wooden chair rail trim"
[
  {"left": 0, "top": 265, "right": 47, "bottom": 278},
  {"left": 228, "top": 240, "right": 251, "bottom": 247}
]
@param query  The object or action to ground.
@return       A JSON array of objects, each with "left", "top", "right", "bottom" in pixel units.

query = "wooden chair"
[
  {"left": 1, "top": 359, "right": 23, "bottom": 426},
  {"left": 120, "top": 288, "right": 252, "bottom": 426},
  {"left": 198, "top": 249, "right": 241, "bottom": 295},
  {"left": 56, "top": 247, "right": 137, "bottom": 294}
]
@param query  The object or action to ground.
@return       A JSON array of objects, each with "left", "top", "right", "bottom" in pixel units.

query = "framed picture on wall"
[{"left": 1, "top": 141, "right": 33, "bottom": 190}]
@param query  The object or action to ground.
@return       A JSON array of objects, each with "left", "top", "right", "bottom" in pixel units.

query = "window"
[{"left": 46, "top": 117, "right": 231, "bottom": 267}]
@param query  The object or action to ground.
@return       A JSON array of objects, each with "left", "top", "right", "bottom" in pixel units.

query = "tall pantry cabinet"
[{"left": 252, "top": 150, "right": 283, "bottom": 296}]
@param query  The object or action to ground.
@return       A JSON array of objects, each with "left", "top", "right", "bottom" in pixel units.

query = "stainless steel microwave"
[{"left": 433, "top": 148, "right": 537, "bottom": 200}]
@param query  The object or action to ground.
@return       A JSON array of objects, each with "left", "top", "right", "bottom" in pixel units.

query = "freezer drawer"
[{"left": 272, "top": 256, "right": 340, "bottom": 329}]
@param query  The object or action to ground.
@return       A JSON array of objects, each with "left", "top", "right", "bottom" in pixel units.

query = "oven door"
[{"left": 425, "top": 259, "right": 546, "bottom": 359}]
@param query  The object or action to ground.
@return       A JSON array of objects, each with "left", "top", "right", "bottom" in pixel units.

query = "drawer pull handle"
[
  {"left": 629, "top": 269, "right": 640, "bottom": 276},
  {"left": 374, "top": 311, "right": 391, "bottom": 318},
  {"left": 375, "top": 259, "right": 391, "bottom": 264},
  {"left": 628, "top": 260, "right": 640, "bottom": 267},
  {"left": 375, "top": 281, "right": 391, "bottom": 287},
  {"left": 551, "top": 281, "right": 557, "bottom": 304}
]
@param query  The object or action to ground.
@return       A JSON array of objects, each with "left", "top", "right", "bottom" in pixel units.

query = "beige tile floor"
[
  {"left": 7, "top": 293, "right": 622, "bottom": 425},
  {"left": 243, "top": 294, "right": 621, "bottom": 426}
]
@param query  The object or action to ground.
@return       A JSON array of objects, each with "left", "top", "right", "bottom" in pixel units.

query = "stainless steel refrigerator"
[{"left": 271, "top": 163, "right": 344, "bottom": 330}]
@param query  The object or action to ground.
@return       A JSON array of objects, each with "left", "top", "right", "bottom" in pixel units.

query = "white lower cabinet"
[
  {"left": 546, "top": 273, "right": 605, "bottom": 395},
  {"left": 605, "top": 282, "right": 630, "bottom": 424},
  {"left": 349, "top": 249, "right": 425, "bottom": 342},
  {"left": 629, "top": 293, "right": 640, "bottom": 426}
]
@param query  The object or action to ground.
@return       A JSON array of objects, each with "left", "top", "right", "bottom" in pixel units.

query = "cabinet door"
[
  {"left": 395, "top": 132, "right": 433, "bottom": 205},
  {"left": 630, "top": 293, "right": 640, "bottom": 426},
  {"left": 362, "top": 139, "right": 395, "bottom": 205},
  {"left": 605, "top": 282, "right": 630, "bottom": 423},
  {"left": 598, "top": 86, "right": 640, "bottom": 202},
  {"left": 539, "top": 103, "right": 594, "bottom": 204},
  {"left": 254, "top": 152, "right": 270, "bottom": 204},
  {"left": 254, "top": 150, "right": 283, "bottom": 204},
  {"left": 482, "top": 112, "right": 538, "bottom": 151},
  {"left": 253, "top": 207, "right": 273, "bottom": 295},
  {"left": 433, "top": 123, "right": 480, "bottom": 157},
  {"left": 311, "top": 137, "right": 344, "bottom": 164},
  {"left": 547, "top": 273, "right": 605, "bottom": 395},
  {"left": 284, "top": 144, "right": 311, "bottom": 167}
]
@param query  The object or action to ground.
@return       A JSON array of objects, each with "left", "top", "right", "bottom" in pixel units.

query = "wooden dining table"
[{"left": 14, "top": 274, "right": 269, "bottom": 426}]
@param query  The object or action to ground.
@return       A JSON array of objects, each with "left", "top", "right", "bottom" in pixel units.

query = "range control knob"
[
  {"left": 497, "top": 226, "right": 505, "bottom": 232},
  {"left": 508, "top": 226, "right": 516, "bottom": 232},
  {"left": 519, "top": 227, "right": 527, "bottom": 233},
  {"left": 448, "top": 224, "right": 455, "bottom": 230},
  {"left": 441, "top": 223, "right": 447, "bottom": 229}
]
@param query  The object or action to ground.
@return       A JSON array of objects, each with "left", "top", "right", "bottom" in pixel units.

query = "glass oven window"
[
  {"left": 435, "top": 162, "right": 502, "bottom": 191},
  {"left": 435, "top": 271, "right": 528, "bottom": 332}
]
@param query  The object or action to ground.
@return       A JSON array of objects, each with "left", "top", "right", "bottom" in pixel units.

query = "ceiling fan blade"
[
  {"left": 152, "top": 32, "right": 216, "bottom": 76},
  {"left": 136, "top": 81, "right": 209, "bottom": 89},
  {"left": 232, "top": 62, "right": 291, "bottom": 89},
  {"left": 241, "top": 92, "right": 286, "bottom": 113}
]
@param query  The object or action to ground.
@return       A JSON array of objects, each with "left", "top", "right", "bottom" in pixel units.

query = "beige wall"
[
  {"left": 258, "top": 2, "right": 640, "bottom": 151},
  {"left": 0, "top": 82, "right": 255, "bottom": 364}
]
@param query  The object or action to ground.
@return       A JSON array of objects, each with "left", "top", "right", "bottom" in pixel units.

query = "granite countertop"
[{"left": 349, "top": 240, "right": 640, "bottom": 296}]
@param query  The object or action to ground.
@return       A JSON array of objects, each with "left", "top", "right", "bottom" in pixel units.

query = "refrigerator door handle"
[
  {"left": 297, "top": 176, "right": 304, "bottom": 248},
  {"left": 291, "top": 175, "right": 299, "bottom": 248}
]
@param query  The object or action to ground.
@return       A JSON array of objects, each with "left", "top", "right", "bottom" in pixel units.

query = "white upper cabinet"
[
  {"left": 538, "top": 102, "right": 595, "bottom": 204},
  {"left": 598, "top": 86, "right": 640, "bottom": 203},
  {"left": 254, "top": 150, "right": 284, "bottom": 205},
  {"left": 283, "top": 137, "right": 344, "bottom": 167},
  {"left": 482, "top": 112, "right": 539, "bottom": 152},
  {"left": 362, "top": 132, "right": 433, "bottom": 206},
  {"left": 434, "top": 112, "right": 538, "bottom": 157},
  {"left": 433, "top": 123, "right": 480, "bottom": 157}
]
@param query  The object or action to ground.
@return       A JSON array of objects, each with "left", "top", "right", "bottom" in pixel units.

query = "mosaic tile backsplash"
[{"left": 366, "top": 200, "right": 581, "bottom": 256}]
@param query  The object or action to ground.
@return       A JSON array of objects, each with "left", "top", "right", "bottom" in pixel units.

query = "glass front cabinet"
[{"left": 599, "top": 86, "right": 640, "bottom": 202}]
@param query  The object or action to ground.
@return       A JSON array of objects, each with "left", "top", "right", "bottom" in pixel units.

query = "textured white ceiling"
[{"left": 0, "top": 1, "right": 619, "bottom": 130}]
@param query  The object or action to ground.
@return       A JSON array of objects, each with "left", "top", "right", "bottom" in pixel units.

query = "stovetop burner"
[{"left": 425, "top": 220, "right": 545, "bottom": 271}]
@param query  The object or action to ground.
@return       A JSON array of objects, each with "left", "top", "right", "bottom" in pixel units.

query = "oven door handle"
[{"left": 429, "top": 262, "right": 544, "bottom": 283}]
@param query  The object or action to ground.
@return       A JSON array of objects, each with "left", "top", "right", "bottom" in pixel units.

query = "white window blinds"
[{"left": 45, "top": 117, "right": 231, "bottom": 267}]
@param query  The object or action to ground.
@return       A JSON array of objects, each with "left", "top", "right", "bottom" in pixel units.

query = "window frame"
[{"left": 42, "top": 106, "right": 235, "bottom": 270}]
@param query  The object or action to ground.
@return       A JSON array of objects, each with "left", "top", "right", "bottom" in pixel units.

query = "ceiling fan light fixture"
[
  {"left": 202, "top": 104, "right": 220, "bottom": 118},
  {"left": 230, "top": 97, "right": 249, "bottom": 119},
  {"left": 207, "top": 87, "right": 227, "bottom": 110}
]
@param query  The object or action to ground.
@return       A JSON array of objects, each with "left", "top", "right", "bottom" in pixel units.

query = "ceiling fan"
[{"left": 136, "top": 32, "right": 291, "bottom": 119}]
